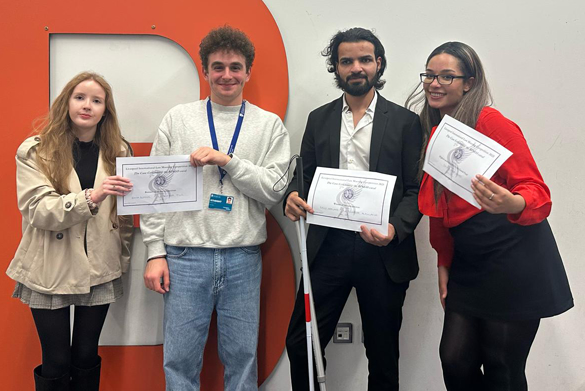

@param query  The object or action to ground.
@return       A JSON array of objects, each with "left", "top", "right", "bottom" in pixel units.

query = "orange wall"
[{"left": 0, "top": 1, "right": 294, "bottom": 389}]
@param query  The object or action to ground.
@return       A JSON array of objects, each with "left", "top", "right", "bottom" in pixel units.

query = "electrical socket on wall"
[{"left": 333, "top": 322, "right": 352, "bottom": 343}]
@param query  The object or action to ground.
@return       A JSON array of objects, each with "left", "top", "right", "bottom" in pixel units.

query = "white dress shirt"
[{"left": 339, "top": 92, "right": 377, "bottom": 171}]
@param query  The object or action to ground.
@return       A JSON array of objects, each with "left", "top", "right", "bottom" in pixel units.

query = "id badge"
[{"left": 209, "top": 193, "right": 234, "bottom": 211}]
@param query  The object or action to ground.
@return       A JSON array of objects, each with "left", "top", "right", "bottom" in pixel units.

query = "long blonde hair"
[{"left": 35, "top": 72, "right": 125, "bottom": 194}]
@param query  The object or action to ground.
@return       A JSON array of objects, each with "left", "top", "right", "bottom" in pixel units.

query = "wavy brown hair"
[
  {"left": 35, "top": 72, "right": 125, "bottom": 194},
  {"left": 406, "top": 42, "right": 492, "bottom": 145},
  {"left": 406, "top": 42, "right": 493, "bottom": 199}
]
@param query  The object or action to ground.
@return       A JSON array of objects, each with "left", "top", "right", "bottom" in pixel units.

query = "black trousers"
[{"left": 286, "top": 229, "right": 409, "bottom": 391}]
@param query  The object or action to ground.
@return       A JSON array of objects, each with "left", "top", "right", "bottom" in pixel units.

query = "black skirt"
[{"left": 446, "top": 212, "right": 573, "bottom": 321}]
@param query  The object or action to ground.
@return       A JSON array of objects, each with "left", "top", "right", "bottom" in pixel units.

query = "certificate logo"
[
  {"left": 149, "top": 164, "right": 178, "bottom": 203},
  {"left": 445, "top": 144, "right": 474, "bottom": 178},
  {"left": 336, "top": 183, "right": 363, "bottom": 219}
]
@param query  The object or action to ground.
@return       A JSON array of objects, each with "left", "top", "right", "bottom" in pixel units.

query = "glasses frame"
[{"left": 420, "top": 73, "right": 467, "bottom": 85}]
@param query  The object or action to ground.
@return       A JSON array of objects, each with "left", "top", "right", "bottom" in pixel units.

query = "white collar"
[{"left": 342, "top": 91, "right": 378, "bottom": 114}]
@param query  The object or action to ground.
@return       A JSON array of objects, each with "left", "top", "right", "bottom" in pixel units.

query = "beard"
[{"left": 336, "top": 72, "right": 379, "bottom": 96}]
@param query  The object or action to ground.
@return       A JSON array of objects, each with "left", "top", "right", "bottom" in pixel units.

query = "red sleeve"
[
  {"left": 429, "top": 217, "right": 454, "bottom": 267},
  {"left": 480, "top": 110, "right": 552, "bottom": 225},
  {"left": 500, "top": 136, "right": 551, "bottom": 225}
]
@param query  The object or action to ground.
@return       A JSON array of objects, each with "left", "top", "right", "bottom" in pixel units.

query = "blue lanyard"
[{"left": 206, "top": 98, "right": 246, "bottom": 186}]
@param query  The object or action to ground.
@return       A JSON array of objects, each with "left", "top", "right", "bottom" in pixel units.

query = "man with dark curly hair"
[
  {"left": 141, "top": 25, "right": 290, "bottom": 390},
  {"left": 284, "top": 27, "right": 423, "bottom": 390}
]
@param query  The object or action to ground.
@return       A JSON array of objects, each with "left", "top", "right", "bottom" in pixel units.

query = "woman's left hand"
[{"left": 471, "top": 174, "right": 526, "bottom": 215}]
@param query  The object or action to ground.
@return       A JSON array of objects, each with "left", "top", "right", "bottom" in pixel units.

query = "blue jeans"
[{"left": 162, "top": 245, "right": 262, "bottom": 391}]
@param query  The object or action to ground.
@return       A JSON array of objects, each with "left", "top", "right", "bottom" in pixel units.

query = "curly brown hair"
[{"left": 199, "top": 25, "right": 255, "bottom": 72}]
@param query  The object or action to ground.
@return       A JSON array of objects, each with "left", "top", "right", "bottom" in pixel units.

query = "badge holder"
[{"left": 208, "top": 192, "right": 234, "bottom": 211}]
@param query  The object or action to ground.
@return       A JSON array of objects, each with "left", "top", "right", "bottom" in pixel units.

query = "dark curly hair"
[
  {"left": 322, "top": 27, "right": 387, "bottom": 90},
  {"left": 199, "top": 25, "right": 255, "bottom": 72}
]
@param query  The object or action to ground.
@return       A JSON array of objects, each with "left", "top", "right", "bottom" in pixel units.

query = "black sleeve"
[
  {"left": 389, "top": 114, "right": 423, "bottom": 243},
  {"left": 283, "top": 111, "right": 318, "bottom": 214}
]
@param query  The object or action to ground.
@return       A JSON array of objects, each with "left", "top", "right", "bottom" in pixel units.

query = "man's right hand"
[
  {"left": 144, "top": 257, "right": 170, "bottom": 294},
  {"left": 285, "top": 192, "right": 314, "bottom": 222}
]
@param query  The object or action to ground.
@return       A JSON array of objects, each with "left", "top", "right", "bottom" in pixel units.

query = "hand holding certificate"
[
  {"left": 423, "top": 115, "right": 512, "bottom": 208},
  {"left": 116, "top": 155, "right": 203, "bottom": 215},
  {"left": 306, "top": 167, "right": 396, "bottom": 235}
]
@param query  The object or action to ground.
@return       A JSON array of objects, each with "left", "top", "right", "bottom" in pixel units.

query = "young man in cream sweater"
[{"left": 141, "top": 26, "right": 290, "bottom": 390}]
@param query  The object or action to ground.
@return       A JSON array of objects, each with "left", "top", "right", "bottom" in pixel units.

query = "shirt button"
[
  {"left": 112, "top": 223, "right": 119, "bottom": 229},
  {"left": 65, "top": 202, "right": 72, "bottom": 209},
  {"left": 56, "top": 233, "right": 64, "bottom": 240}
]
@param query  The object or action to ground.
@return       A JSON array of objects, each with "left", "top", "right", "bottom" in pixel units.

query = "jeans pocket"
[
  {"left": 165, "top": 245, "right": 188, "bottom": 258},
  {"left": 238, "top": 245, "right": 261, "bottom": 255}
]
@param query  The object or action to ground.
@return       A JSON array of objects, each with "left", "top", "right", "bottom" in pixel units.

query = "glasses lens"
[
  {"left": 421, "top": 74, "right": 434, "bottom": 84},
  {"left": 437, "top": 75, "right": 454, "bottom": 85}
]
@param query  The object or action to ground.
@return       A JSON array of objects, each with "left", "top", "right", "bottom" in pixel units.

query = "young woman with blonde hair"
[{"left": 7, "top": 72, "right": 134, "bottom": 391}]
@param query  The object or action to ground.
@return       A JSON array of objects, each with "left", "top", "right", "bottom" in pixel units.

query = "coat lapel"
[
  {"left": 68, "top": 145, "right": 108, "bottom": 192},
  {"left": 369, "top": 94, "right": 388, "bottom": 172},
  {"left": 93, "top": 149, "right": 107, "bottom": 190},
  {"left": 68, "top": 168, "right": 82, "bottom": 193},
  {"left": 328, "top": 97, "right": 343, "bottom": 168}
]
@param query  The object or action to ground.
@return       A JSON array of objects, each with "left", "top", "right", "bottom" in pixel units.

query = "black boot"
[
  {"left": 34, "top": 365, "right": 70, "bottom": 391},
  {"left": 70, "top": 356, "right": 101, "bottom": 391}
]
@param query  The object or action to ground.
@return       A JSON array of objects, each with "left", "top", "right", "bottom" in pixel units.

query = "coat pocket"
[{"left": 27, "top": 229, "right": 89, "bottom": 293}]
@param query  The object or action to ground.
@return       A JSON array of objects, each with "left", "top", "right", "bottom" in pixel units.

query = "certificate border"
[
  {"left": 121, "top": 160, "right": 198, "bottom": 208},
  {"left": 309, "top": 172, "right": 388, "bottom": 225},
  {"left": 428, "top": 122, "right": 502, "bottom": 194}
]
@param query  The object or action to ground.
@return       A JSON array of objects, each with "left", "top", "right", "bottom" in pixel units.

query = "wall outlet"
[{"left": 333, "top": 322, "right": 352, "bottom": 343}]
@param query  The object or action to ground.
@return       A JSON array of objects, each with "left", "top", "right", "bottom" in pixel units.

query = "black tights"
[
  {"left": 439, "top": 310, "right": 540, "bottom": 391},
  {"left": 31, "top": 304, "right": 110, "bottom": 378}
]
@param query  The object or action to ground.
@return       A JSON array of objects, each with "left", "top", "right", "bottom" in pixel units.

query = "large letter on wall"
[{"left": 0, "top": 1, "right": 294, "bottom": 390}]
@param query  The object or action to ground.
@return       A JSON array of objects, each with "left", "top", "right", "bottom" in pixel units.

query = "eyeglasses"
[{"left": 420, "top": 73, "right": 467, "bottom": 85}]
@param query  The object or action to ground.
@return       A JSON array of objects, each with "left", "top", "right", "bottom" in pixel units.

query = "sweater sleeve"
[
  {"left": 139, "top": 119, "right": 172, "bottom": 260},
  {"left": 430, "top": 217, "right": 454, "bottom": 267},
  {"left": 222, "top": 116, "right": 291, "bottom": 207}
]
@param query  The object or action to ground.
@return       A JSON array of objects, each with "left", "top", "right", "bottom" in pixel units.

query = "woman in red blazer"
[{"left": 407, "top": 42, "right": 573, "bottom": 391}]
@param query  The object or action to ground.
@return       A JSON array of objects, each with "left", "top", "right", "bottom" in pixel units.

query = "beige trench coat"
[{"left": 6, "top": 136, "right": 134, "bottom": 294}]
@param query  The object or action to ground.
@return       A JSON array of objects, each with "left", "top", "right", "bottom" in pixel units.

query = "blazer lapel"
[
  {"left": 328, "top": 97, "right": 343, "bottom": 168},
  {"left": 369, "top": 94, "right": 388, "bottom": 172}
]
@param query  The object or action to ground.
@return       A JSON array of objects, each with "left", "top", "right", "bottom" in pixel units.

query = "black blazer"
[{"left": 285, "top": 93, "right": 423, "bottom": 283}]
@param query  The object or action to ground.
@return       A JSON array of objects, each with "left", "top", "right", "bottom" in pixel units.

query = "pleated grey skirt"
[{"left": 12, "top": 278, "right": 123, "bottom": 310}]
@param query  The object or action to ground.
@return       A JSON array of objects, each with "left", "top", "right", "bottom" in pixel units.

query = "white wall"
[
  {"left": 50, "top": 0, "right": 585, "bottom": 389},
  {"left": 261, "top": 0, "right": 585, "bottom": 390}
]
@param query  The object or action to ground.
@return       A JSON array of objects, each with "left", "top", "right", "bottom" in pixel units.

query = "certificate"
[
  {"left": 423, "top": 115, "right": 512, "bottom": 208},
  {"left": 306, "top": 167, "right": 396, "bottom": 235},
  {"left": 116, "top": 155, "right": 203, "bottom": 215}
]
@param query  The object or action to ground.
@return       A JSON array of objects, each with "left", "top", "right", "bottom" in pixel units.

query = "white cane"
[{"left": 294, "top": 157, "right": 327, "bottom": 391}]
